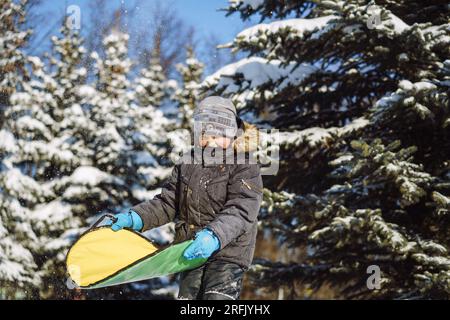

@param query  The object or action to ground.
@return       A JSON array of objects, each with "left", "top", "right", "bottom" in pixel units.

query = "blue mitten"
[
  {"left": 183, "top": 228, "right": 220, "bottom": 260},
  {"left": 109, "top": 210, "right": 143, "bottom": 232}
]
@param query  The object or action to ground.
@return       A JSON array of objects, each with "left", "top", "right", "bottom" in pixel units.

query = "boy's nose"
[{"left": 206, "top": 138, "right": 219, "bottom": 147}]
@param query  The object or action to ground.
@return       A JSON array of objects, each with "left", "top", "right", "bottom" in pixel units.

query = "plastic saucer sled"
[{"left": 66, "top": 215, "right": 207, "bottom": 289}]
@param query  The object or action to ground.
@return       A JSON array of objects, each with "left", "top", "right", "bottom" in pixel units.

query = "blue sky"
[
  {"left": 169, "top": 0, "right": 254, "bottom": 40},
  {"left": 31, "top": 0, "right": 257, "bottom": 50},
  {"left": 27, "top": 0, "right": 262, "bottom": 76}
]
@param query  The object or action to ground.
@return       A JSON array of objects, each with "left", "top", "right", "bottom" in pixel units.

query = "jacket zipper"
[{"left": 241, "top": 178, "right": 263, "bottom": 194}]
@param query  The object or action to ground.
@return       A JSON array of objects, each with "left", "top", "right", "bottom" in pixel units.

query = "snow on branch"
[
  {"left": 236, "top": 15, "right": 338, "bottom": 44},
  {"left": 228, "top": 0, "right": 265, "bottom": 10},
  {"left": 268, "top": 116, "right": 369, "bottom": 149},
  {"left": 202, "top": 56, "right": 318, "bottom": 107},
  {"left": 66, "top": 166, "right": 124, "bottom": 187}
]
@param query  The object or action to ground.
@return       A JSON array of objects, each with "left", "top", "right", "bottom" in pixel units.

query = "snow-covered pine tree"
[
  {"left": 132, "top": 46, "right": 175, "bottom": 191},
  {"left": 0, "top": 0, "right": 31, "bottom": 127},
  {"left": 31, "top": 21, "right": 92, "bottom": 299},
  {"left": 131, "top": 42, "right": 179, "bottom": 250},
  {"left": 135, "top": 48, "right": 167, "bottom": 108},
  {"left": 0, "top": 128, "right": 40, "bottom": 299},
  {"left": 0, "top": 56, "right": 76, "bottom": 298},
  {"left": 202, "top": 0, "right": 449, "bottom": 299},
  {"left": 0, "top": 19, "right": 91, "bottom": 298},
  {"left": 133, "top": 49, "right": 175, "bottom": 188},
  {"left": 172, "top": 46, "right": 205, "bottom": 130},
  {"left": 0, "top": 0, "right": 38, "bottom": 299},
  {"left": 79, "top": 30, "right": 134, "bottom": 214},
  {"left": 79, "top": 30, "right": 178, "bottom": 299}
]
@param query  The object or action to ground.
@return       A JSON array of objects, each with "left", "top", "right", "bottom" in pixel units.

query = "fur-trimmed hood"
[{"left": 231, "top": 118, "right": 260, "bottom": 154}]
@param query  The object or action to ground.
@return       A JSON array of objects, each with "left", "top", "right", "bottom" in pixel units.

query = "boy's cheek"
[
  {"left": 199, "top": 137, "right": 231, "bottom": 148},
  {"left": 219, "top": 137, "right": 232, "bottom": 148}
]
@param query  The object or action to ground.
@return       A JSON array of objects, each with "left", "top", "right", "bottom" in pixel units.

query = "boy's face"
[{"left": 199, "top": 133, "right": 232, "bottom": 149}]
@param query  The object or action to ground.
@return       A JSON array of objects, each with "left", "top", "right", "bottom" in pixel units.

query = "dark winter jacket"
[{"left": 131, "top": 120, "right": 263, "bottom": 268}]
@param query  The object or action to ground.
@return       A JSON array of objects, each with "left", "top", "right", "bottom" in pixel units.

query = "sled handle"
[{"left": 91, "top": 214, "right": 118, "bottom": 229}]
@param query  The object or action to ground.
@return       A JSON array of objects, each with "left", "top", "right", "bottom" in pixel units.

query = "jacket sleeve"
[
  {"left": 130, "top": 164, "right": 179, "bottom": 231},
  {"left": 206, "top": 164, "right": 263, "bottom": 250}
]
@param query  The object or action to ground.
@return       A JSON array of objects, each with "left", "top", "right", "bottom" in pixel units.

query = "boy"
[{"left": 110, "top": 96, "right": 263, "bottom": 300}]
